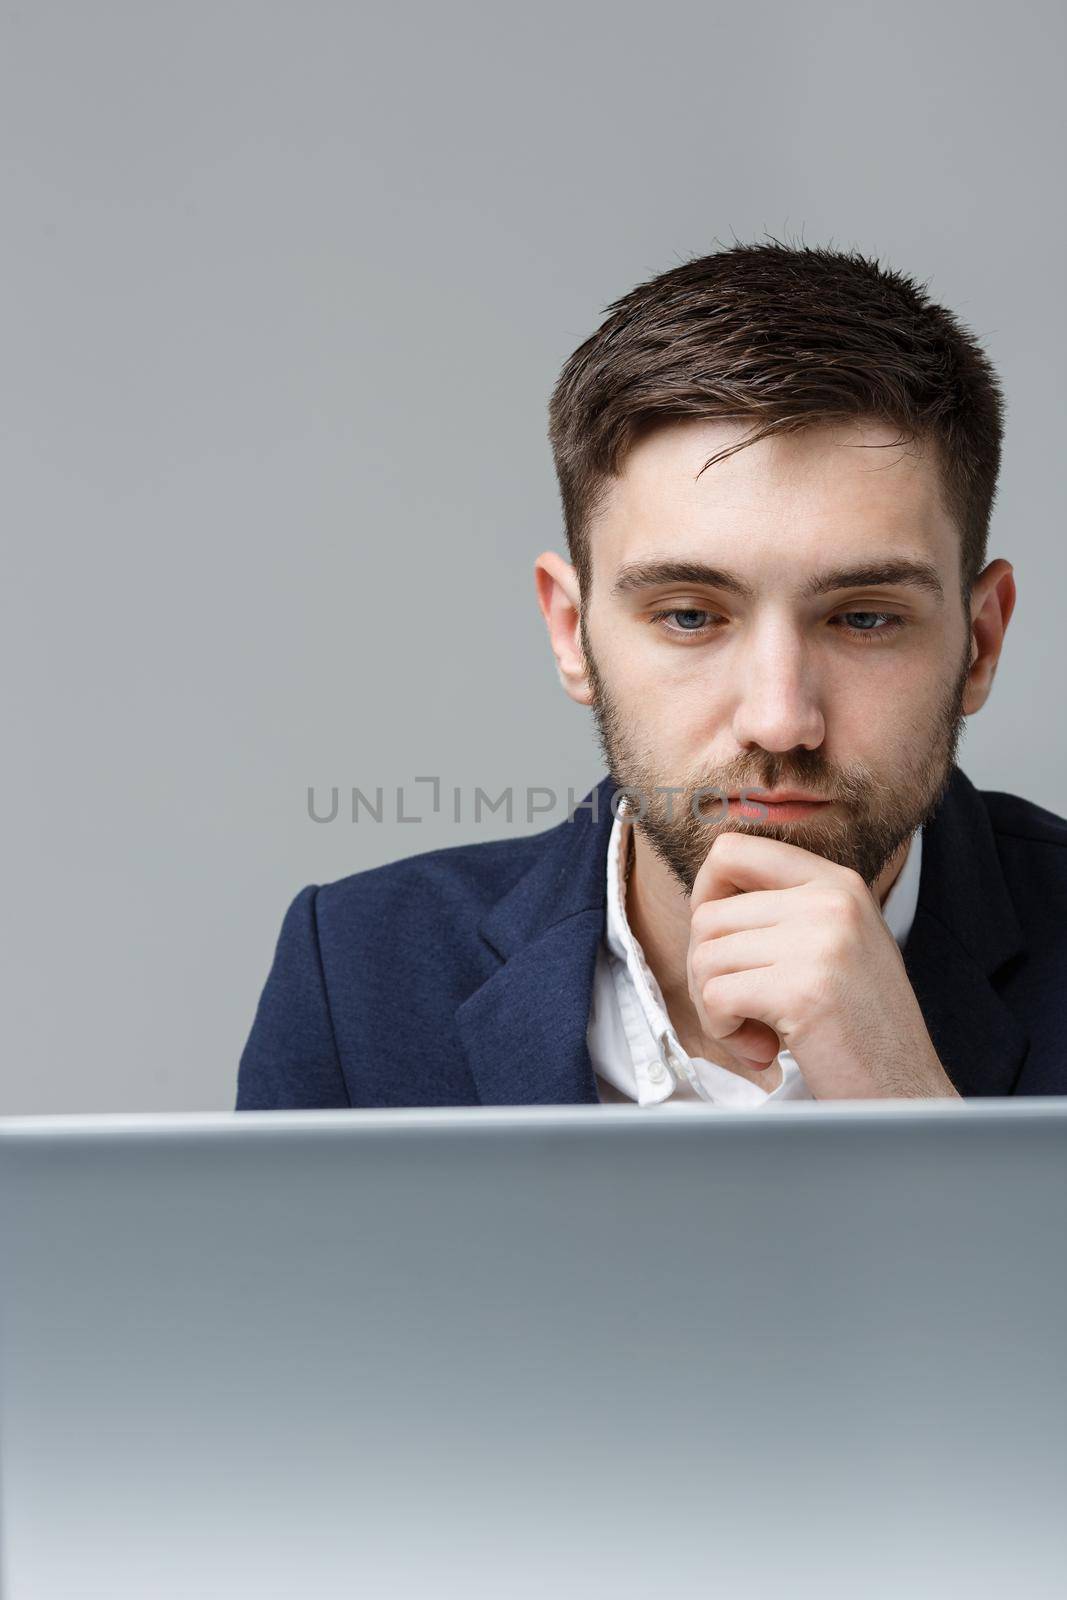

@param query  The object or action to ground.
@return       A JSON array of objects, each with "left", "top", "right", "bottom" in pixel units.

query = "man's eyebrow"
[
  {"left": 610, "top": 558, "right": 945, "bottom": 603},
  {"left": 611, "top": 561, "right": 756, "bottom": 599},
  {"left": 800, "top": 560, "right": 944, "bottom": 601}
]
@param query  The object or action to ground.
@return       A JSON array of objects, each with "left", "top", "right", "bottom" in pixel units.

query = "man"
[{"left": 236, "top": 241, "right": 1067, "bottom": 1109}]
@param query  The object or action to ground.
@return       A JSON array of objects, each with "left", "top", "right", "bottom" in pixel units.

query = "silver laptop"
[{"left": 2, "top": 1101, "right": 1065, "bottom": 1600}]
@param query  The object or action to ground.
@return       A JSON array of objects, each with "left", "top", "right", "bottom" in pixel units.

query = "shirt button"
[{"left": 647, "top": 1060, "right": 668, "bottom": 1085}]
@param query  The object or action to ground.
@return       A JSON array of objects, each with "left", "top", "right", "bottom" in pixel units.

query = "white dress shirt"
[{"left": 586, "top": 802, "right": 924, "bottom": 1108}]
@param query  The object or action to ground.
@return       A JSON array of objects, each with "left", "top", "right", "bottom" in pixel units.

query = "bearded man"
[{"left": 237, "top": 242, "right": 1067, "bottom": 1109}]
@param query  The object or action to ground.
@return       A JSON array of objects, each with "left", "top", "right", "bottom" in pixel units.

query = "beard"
[{"left": 580, "top": 616, "right": 972, "bottom": 896}]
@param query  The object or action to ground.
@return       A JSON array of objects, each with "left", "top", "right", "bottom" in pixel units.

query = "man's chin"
[
  {"left": 735, "top": 824, "right": 888, "bottom": 888},
  {"left": 639, "top": 804, "right": 909, "bottom": 896}
]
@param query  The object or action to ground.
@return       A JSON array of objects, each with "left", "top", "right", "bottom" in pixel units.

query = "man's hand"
[{"left": 687, "top": 832, "right": 960, "bottom": 1100}]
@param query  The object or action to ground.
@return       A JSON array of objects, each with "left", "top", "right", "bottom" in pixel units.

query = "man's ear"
[
  {"left": 533, "top": 551, "right": 594, "bottom": 706},
  {"left": 962, "top": 559, "right": 1016, "bottom": 714}
]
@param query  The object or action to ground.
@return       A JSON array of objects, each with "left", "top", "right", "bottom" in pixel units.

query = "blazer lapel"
[
  {"left": 455, "top": 776, "right": 614, "bottom": 1105},
  {"left": 901, "top": 764, "right": 1029, "bottom": 1096}
]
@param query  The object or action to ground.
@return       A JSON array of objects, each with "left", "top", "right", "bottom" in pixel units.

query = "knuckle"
[
  {"left": 825, "top": 887, "right": 861, "bottom": 925},
  {"left": 701, "top": 975, "right": 722, "bottom": 1016},
  {"left": 688, "top": 948, "right": 709, "bottom": 988}
]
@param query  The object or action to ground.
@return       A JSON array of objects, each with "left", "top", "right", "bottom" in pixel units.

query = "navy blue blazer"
[{"left": 236, "top": 765, "right": 1067, "bottom": 1107}]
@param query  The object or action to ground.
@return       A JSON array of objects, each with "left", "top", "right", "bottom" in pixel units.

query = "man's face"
[{"left": 577, "top": 417, "right": 974, "bottom": 894}]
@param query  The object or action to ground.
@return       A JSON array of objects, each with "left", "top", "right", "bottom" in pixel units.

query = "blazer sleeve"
[{"left": 236, "top": 884, "right": 351, "bottom": 1110}]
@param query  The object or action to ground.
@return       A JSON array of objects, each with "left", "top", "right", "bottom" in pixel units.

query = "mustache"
[{"left": 661, "top": 758, "right": 872, "bottom": 807}]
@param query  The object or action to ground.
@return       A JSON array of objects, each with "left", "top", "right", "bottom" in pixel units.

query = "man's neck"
[{"left": 622, "top": 820, "right": 912, "bottom": 1082}]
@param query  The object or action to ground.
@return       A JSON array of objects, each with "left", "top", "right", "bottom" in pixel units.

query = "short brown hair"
[{"left": 548, "top": 240, "right": 1004, "bottom": 602}]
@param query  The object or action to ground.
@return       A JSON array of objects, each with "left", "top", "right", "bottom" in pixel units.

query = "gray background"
[{"left": 2, "top": 0, "right": 1063, "bottom": 1114}]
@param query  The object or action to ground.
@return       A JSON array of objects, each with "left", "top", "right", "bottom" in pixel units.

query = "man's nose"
[{"left": 728, "top": 624, "right": 825, "bottom": 753}]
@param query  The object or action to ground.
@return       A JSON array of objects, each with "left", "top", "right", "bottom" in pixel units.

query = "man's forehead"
[
  {"left": 614, "top": 416, "right": 936, "bottom": 506},
  {"left": 589, "top": 417, "right": 955, "bottom": 576}
]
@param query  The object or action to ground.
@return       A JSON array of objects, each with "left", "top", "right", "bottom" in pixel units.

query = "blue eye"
[
  {"left": 648, "top": 608, "right": 718, "bottom": 637},
  {"left": 835, "top": 612, "right": 908, "bottom": 642}
]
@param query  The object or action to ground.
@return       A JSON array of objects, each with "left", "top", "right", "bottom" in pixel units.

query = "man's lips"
[
  {"left": 727, "top": 790, "right": 834, "bottom": 820},
  {"left": 728, "top": 790, "right": 829, "bottom": 803}
]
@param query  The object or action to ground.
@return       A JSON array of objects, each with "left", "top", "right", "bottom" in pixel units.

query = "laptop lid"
[{"left": 2, "top": 1101, "right": 1065, "bottom": 1599}]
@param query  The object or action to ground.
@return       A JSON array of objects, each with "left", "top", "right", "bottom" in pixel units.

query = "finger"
[
  {"left": 691, "top": 829, "right": 849, "bottom": 912},
  {"left": 690, "top": 888, "right": 791, "bottom": 943},
  {"left": 689, "top": 928, "right": 775, "bottom": 987},
  {"left": 687, "top": 947, "right": 780, "bottom": 1062},
  {"left": 722, "top": 1019, "right": 782, "bottom": 1067},
  {"left": 695, "top": 966, "right": 783, "bottom": 1052}
]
